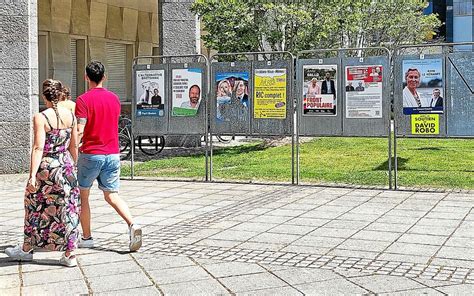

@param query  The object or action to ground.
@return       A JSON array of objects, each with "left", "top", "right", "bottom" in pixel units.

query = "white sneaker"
[
  {"left": 5, "top": 245, "right": 33, "bottom": 261},
  {"left": 59, "top": 253, "right": 77, "bottom": 267},
  {"left": 77, "top": 237, "right": 94, "bottom": 248},
  {"left": 129, "top": 224, "right": 142, "bottom": 252}
]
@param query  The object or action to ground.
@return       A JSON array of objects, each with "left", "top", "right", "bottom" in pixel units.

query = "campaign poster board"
[
  {"left": 215, "top": 72, "right": 250, "bottom": 122},
  {"left": 402, "top": 58, "right": 444, "bottom": 115},
  {"left": 302, "top": 65, "right": 337, "bottom": 116},
  {"left": 411, "top": 114, "right": 440, "bottom": 135},
  {"left": 136, "top": 70, "right": 165, "bottom": 117},
  {"left": 171, "top": 68, "right": 203, "bottom": 116},
  {"left": 253, "top": 68, "right": 287, "bottom": 119},
  {"left": 345, "top": 65, "right": 383, "bottom": 118}
]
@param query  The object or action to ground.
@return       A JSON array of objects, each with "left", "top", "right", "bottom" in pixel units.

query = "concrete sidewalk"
[{"left": 1, "top": 176, "right": 473, "bottom": 295}]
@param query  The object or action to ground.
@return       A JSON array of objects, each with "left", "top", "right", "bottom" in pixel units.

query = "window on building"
[
  {"left": 106, "top": 43, "right": 128, "bottom": 102},
  {"left": 70, "top": 38, "right": 86, "bottom": 100},
  {"left": 38, "top": 34, "right": 49, "bottom": 109},
  {"left": 453, "top": 0, "right": 473, "bottom": 16},
  {"left": 70, "top": 39, "right": 78, "bottom": 99}
]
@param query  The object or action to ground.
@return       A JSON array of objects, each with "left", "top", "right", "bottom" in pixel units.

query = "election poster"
[
  {"left": 172, "top": 68, "right": 203, "bottom": 116},
  {"left": 136, "top": 69, "right": 165, "bottom": 117},
  {"left": 215, "top": 72, "right": 249, "bottom": 122},
  {"left": 302, "top": 65, "right": 337, "bottom": 116},
  {"left": 345, "top": 65, "right": 383, "bottom": 118},
  {"left": 402, "top": 58, "right": 443, "bottom": 115},
  {"left": 411, "top": 114, "right": 439, "bottom": 135},
  {"left": 254, "top": 68, "right": 287, "bottom": 119}
]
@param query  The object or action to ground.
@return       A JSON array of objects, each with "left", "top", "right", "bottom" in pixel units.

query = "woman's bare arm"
[
  {"left": 27, "top": 114, "right": 46, "bottom": 191},
  {"left": 69, "top": 115, "right": 79, "bottom": 164}
]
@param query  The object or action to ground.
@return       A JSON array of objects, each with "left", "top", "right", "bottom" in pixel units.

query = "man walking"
[{"left": 75, "top": 61, "right": 142, "bottom": 252}]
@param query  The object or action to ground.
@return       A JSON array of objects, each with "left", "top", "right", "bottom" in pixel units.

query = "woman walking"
[{"left": 5, "top": 79, "right": 80, "bottom": 267}]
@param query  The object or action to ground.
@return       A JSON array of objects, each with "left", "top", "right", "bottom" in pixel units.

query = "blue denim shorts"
[{"left": 77, "top": 154, "right": 120, "bottom": 192}]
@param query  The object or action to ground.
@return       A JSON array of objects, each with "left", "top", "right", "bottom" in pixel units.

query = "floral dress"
[{"left": 24, "top": 112, "right": 80, "bottom": 252}]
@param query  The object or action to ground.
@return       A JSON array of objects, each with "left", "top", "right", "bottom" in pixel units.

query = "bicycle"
[{"left": 118, "top": 115, "right": 165, "bottom": 160}]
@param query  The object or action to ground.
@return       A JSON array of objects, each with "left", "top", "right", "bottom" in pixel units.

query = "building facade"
[
  {"left": 426, "top": 0, "right": 474, "bottom": 43},
  {"left": 0, "top": 0, "right": 198, "bottom": 173}
]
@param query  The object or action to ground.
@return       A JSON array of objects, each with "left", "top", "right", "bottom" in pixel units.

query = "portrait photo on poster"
[
  {"left": 402, "top": 58, "right": 444, "bottom": 115},
  {"left": 215, "top": 72, "right": 250, "bottom": 123},
  {"left": 172, "top": 68, "right": 203, "bottom": 117},
  {"left": 136, "top": 69, "right": 165, "bottom": 117},
  {"left": 345, "top": 65, "right": 383, "bottom": 119},
  {"left": 302, "top": 65, "right": 337, "bottom": 116}
]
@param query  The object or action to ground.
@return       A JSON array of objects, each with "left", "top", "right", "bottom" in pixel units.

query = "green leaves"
[{"left": 192, "top": 0, "right": 441, "bottom": 54}]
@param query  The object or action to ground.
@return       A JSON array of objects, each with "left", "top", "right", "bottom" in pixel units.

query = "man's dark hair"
[
  {"left": 189, "top": 84, "right": 201, "bottom": 95},
  {"left": 86, "top": 61, "right": 105, "bottom": 84}
]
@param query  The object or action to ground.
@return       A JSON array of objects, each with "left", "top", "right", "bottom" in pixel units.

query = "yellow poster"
[
  {"left": 411, "top": 114, "right": 439, "bottom": 135},
  {"left": 254, "top": 68, "right": 287, "bottom": 119}
]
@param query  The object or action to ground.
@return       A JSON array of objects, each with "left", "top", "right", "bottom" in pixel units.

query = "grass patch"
[{"left": 122, "top": 137, "right": 474, "bottom": 190}]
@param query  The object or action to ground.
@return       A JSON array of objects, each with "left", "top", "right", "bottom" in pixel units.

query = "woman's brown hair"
[{"left": 42, "top": 79, "right": 66, "bottom": 129}]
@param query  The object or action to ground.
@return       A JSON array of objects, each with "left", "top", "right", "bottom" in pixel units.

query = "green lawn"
[{"left": 122, "top": 137, "right": 474, "bottom": 189}]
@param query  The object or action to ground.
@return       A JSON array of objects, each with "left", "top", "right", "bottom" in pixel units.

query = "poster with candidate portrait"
[
  {"left": 302, "top": 65, "right": 337, "bottom": 116},
  {"left": 215, "top": 72, "right": 249, "bottom": 122},
  {"left": 136, "top": 70, "right": 165, "bottom": 117},
  {"left": 345, "top": 65, "right": 383, "bottom": 119},
  {"left": 172, "top": 68, "right": 203, "bottom": 116},
  {"left": 402, "top": 58, "right": 443, "bottom": 115}
]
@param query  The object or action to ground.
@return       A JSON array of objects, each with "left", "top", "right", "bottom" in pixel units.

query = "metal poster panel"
[
  {"left": 402, "top": 58, "right": 444, "bottom": 115},
  {"left": 171, "top": 68, "right": 203, "bottom": 116},
  {"left": 302, "top": 64, "right": 337, "bottom": 116},
  {"left": 254, "top": 68, "right": 287, "bottom": 119},
  {"left": 446, "top": 52, "right": 474, "bottom": 137},
  {"left": 345, "top": 65, "right": 383, "bottom": 119},
  {"left": 215, "top": 71, "right": 250, "bottom": 123},
  {"left": 136, "top": 69, "right": 165, "bottom": 117}
]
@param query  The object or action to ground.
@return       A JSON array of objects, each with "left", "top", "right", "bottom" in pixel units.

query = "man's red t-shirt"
[{"left": 75, "top": 88, "right": 120, "bottom": 154}]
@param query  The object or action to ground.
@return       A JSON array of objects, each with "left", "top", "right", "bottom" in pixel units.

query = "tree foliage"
[{"left": 191, "top": 0, "right": 442, "bottom": 54}]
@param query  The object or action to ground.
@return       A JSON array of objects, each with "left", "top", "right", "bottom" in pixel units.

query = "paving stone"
[
  {"left": 160, "top": 279, "right": 229, "bottom": 295},
  {"left": 22, "top": 267, "right": 83, "bottom": 286},
  {"left": 22, "top": 279, "right": 88, "bottom": 296},
  {"left": 350, "top": 274, "right": 425, "bottom": 293},
  {"left": 377, "top": 287, "right": 445, "bottom": 295},
  {"left": 0, "top": 287, "right": 21, "bottom": 296},
  {"left": 88, "top": 271, "right": 152, "bottom": 293},
  {"left": 236, "top": 286, "right": 303, "bottom": 296},
  {"left": 295, "top": 278, "right": 369, "bottom": 295},
  {"left": 0, "top": 274, "right": 20, "bottom": 289},
  {"left": 437, "top": 284, "right": 474, "bottom": 295},
  {"left": 77, "top": 252, "right": 132, "bottom": 266},
  {"left": 219, "top": 272, "right": 287, "bottom": 293},
  {"left": 82, "top": 260, "right": 142, "bottom": 278},
  {"left": 272, "top": 267, "right": 341, "bottom": 285},
  {"left": 95, "top": 286, "right": 161, "bottom": 296},
  {"left": 249, "top": 233, "right": 301, "bottom": 245},
  {"left": 148, "top": 265, "right": 212, "bottom": 285}
]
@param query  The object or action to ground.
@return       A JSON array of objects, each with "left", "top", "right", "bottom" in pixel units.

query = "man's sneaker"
[
  {"left": 77, "top": 237, "right": 94, "bottom": 248},
  {"left": 59, "top": 253, "right": 77, "bottom": 267},
  {"left": 5, "top": 245, "right": 33, "bottom": 261},
  {"left": 129, "top": 224, "right": 142, "bottom": 252}
]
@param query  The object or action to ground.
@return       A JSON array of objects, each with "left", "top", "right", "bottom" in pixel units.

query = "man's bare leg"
[
  {"left": 103, "top": 191, "right": 133, "bottom": 226},
  {"left": 80, "top": 189, "right": 92, "bottom": 238}
]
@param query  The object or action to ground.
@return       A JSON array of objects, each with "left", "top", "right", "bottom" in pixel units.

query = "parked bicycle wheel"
[
  {"left": 119, "top": 133, "right": 132, "bottom": 160},
  {"left": 216, "top": 135, "right": 234, "bottom": 143},
  {"left": 138, "top": 136, "right": 165, "bottom": 155}
]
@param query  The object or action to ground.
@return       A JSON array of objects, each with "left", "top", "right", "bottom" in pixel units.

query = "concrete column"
[
  {"left": 160, "top": 0, "right": 201, "bottom": 147},
  {"left": 161, "top": 0, "right": 198, "bottom": 55},
  {"left": 0, "top": 0, "right": 38, "bottom": 173}
]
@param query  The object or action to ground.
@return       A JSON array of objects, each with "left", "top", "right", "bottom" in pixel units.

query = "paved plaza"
[{"left": 1, "top": 175, "right": 473, "bottom": 295}]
